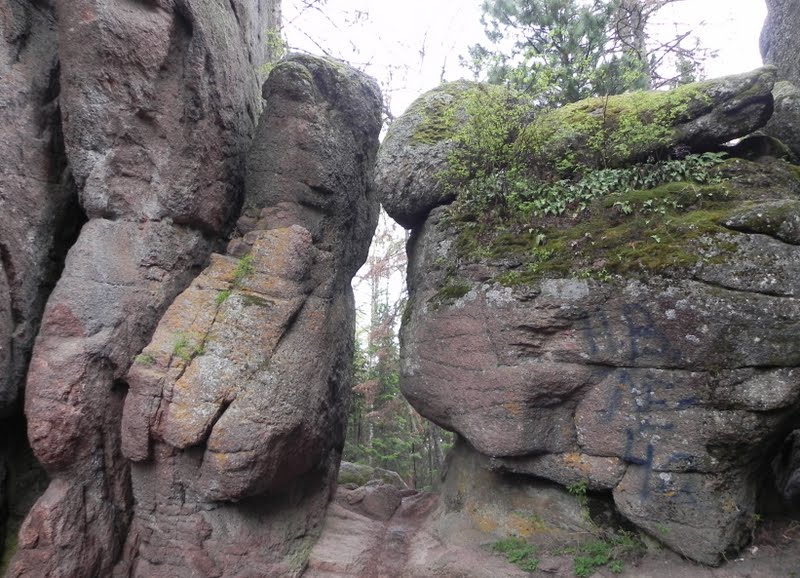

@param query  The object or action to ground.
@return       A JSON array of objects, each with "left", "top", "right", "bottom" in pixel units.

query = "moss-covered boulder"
[
  {"left": 337, "top": 461, "right": 408, "bottom": 489},
  {"left": 376, "top": 81, "right": 518, "bottom": 228},
  {"left": 377, "top": 68, "right": 775, "bottom": 229},
  {"left": 524, "top": 66, "right": 775, "bottom": 175}
]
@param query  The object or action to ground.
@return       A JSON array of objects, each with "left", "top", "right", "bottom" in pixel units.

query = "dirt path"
[{"left": 305, "top": 486, "right": 800, "bottom": 578}]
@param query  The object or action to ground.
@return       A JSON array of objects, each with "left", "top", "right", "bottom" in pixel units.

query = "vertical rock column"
[
  {"left": 0, "top": 0, "right": 79, "bottom": 566},
  {"left": 9, "top": 1, "right": 275, "bottom": 576},
  {"left": 117, "top": 54, "right": 381, "bottom": 577}
]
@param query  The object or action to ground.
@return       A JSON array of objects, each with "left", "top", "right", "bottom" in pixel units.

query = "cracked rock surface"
[
  {"left": 380, "top": 73, "right": 800, "bottom": 564},
  {"left": 117, "top": 54, "right": 381, "bottom": 577}
]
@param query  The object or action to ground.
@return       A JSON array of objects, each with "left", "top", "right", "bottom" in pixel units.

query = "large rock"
[
  {"left": 377, "top": 69, "right": 775, "bottom": 229},
  {"left": 0, "top": 1, "right": 76, "bottom": 562},
  {"left": 375, "top": 81, "right": 490, "bottom": 229},
  {"left": 761, "top": 0, "right": 800, "bottom": 86},
  {"left": 338, "top": 461, "right": 409, "bottom": 489},
  {"left": 116, "top": 54, "right": 382, "bottom": 577},
  {"left": 389, "top": 139, "right": 800, "bottom": 565},
  {"left": 0, "top": 0, "right": 81, "bottom": 418},
  {"left": 763, "top": 81, "right": 800, "bottom": 162},
  {"left": 8, "top": 1, "right": 277, "bottom": 576}
]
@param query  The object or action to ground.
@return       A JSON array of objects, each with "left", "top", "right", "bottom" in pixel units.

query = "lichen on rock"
[
  {"left": 117, "top": 54, "right": 382, "bottom": 577},
  {"left": 379, "top": 67, "right": 800, "bottom": 566}
]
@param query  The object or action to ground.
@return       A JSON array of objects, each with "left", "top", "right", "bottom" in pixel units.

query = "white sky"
[{"left": 284, "top": 0, "right": 768, "bottom": 118}]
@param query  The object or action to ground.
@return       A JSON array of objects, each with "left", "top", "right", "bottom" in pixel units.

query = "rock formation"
[
  {"left": 116, "top": 54, "right": 381, "bottom": 577},
  {"left": 762, "top": 0, "right": 800, "bottom": 163},
  {"left": 377, "top": 68, "right": 776, "bottom": 229},
  {"left": 6, "top": 0, "right": 278, "bottom": 572},
  {"left": 761, "top": 0, "right": 800, "bottom": 87},
  {"left": 377, "top": 69, "right": 800, "bottom": 566},
  {"left": 0, "top": 2, "right": 78, "bottom": 565}
]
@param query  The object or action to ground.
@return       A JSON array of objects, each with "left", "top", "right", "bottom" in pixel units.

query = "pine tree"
[{"left": 467, "top": 0, "right": 710, "bottom": 106}]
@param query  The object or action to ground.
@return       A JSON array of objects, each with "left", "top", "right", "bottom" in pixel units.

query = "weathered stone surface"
[
  {"left": 0, "top": 0, "right": 81, "bottom": 417},
  {"left": 116, "top": 54, "right": 382, "bottom": 577},
  {"left": 441, "top": 438, "right": 594, "bottom": 538},
  {"left": 341, "top": 482, "right": 403, "bottom": 521},
  {"left": 377, "top": 69, "right": 775, "bottom": 228},
  {"left": 491, "top": 452, "right": 627, "bottom": 492},
  {"left": 0, "top": 1, "right": 69, "bottom": 543},
  {"left": 338, "top": 461, "right": 409, "bottom": 489},
  {"left": 762, "top": 0, "right": 800, "bottom": 86},
  {"left": 763, "top": 81, "right": 800, "bottom": 162},
  {"left": 393, "top": 155, "right": 800, "bottom": 564},
  {"left": 9, "top": 1, "right": 277, "bottom": 576},
  {"left": 306, "top": 476, "right": 533, "bottom": 578}
]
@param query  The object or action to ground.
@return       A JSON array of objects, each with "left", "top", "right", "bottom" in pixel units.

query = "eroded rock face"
[
  {"left": 762, "top": 0, "right": 800, "bottom": 86},
  {"left": 381, "top": 72, "right": 800, "bottom": 565},
  {"left": 117, "top": 54, "right": 381, "bottom": 577},
  {"left": 763, "top": 81, "right": 800, "bottom": 162},
  {"left": 1, "top": 0, "right": 81, "bottom": 566},
  {"left": 0, "top": 0, "right": 79, "bottom": 418},
  {"left": 8, "top": 1, "right": 277, "bottom": 575},
  {"left": 399, "top": 200, "right": 800, "bottom": 564}
]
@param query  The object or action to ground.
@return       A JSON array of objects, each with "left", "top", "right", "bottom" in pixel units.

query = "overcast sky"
[{"left": 283, "top": 0, "right": 768, "bottom": 118}]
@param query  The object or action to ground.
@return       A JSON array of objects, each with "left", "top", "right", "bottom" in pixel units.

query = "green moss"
[
  {"left": 451, "top": 176, "right": 746, "bottom": 286},
  {"left": 521, "top": 82, "right": 711, "bottom": 176},
  {"left": 434, "top": 280, "right": 471, "bottom": 301},
  {"left": 287, "top": 536, "right": 314, "bottom": 573},
  {"left": 410, "top": 82, "right": 514, "bottom": 146},
  {"left": 401, "top": 296, "right": 415, "bottom": 326},
  {"left": 134, "top": 353, "right": 156, "bottom": 366},
  {"left": 215, "top": 289, "right": 231, "bottom": 306},
  {"left": 232, "top": 254, "right": 255, "bottom": 286},
  {"left": 241, "top": 294, "right": 272, "bottom": 308}
]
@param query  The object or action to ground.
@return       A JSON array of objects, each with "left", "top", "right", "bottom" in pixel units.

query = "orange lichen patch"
[
  {"left": 472, "top": 512, "right": 499, "bottom": 534},
  {"left": 509, "top": 513, "right": 549, "bottom": 537},
  {"left": 503, "top": 401, "right": 523, "bottom": 417},
  {"left": 562, "top": 452, "right": 592, "bottom": 475}
]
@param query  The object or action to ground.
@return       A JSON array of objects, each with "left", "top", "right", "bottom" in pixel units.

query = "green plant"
[
  {"left": 232, "top": 254, "right": 255, "bottom": 286},
  {"left": 448, "top": 152, "right": 727, "bottom": 223},
  {"left": 259, "top": 27, "right": 287, "bottom": 77},
  {"left": 490, "top": 537, "right": 539, "bottom": 572},
  {"left": 432, "top": 279, "right": 472, "bottom": 307},
  {"left": 567, "top": 479, "right": 589, "bottom": 498},
  {"left": 215, "top": 289, "right": 231, "bottom": 306},
  {"left": 570, "top": 532, "right": 640, "bottom": 577},
  {"left": 134, "top": 353, "right": 155, "bottom": 366},
  {"left": 172, "top": 332, "right": 203, "bottom": 362}
]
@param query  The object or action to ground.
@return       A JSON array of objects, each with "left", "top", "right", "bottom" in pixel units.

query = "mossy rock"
[
  {"left": 521, "top": 67, "right": 776, "bottom": 179},
  {"left": 445, "top": 158, "right": 800, "bottom": 285},
  {"left": 375, "top": 81, "right": 520, "bottom": 228},
  {"left": 338, "top": 461, "right": 408, "bottom": 489}
]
